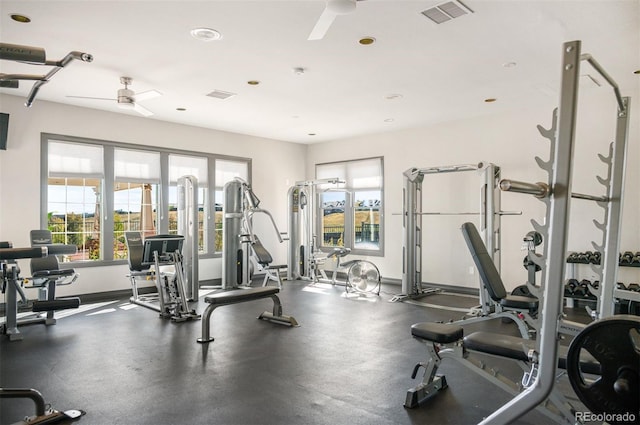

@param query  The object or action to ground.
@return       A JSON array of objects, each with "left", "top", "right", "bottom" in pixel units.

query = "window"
[
  {"left": 41, "top": 134, "right": 250, "bottom": 265},
  {"left": 114, "top": 148, "right": 160, "bottom": 258},
  {"left": 316, "top": 157, "right": 383, "bottom": 255},
  {"left": 47, "top": 141, "right": 104, "bottom": 261}
]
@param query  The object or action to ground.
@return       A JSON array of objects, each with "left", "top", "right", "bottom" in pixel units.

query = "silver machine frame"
[
  {"left": 177, "top": 175, "right": 199, "bottom": 300},
  {"left": 479, "top": 40, "right": 631, "bottom": 424},
  {"left": 222, "top": 178, "right": 284, "bottom": 289},
  {"left": 402, "top": 162, "right": 512, "bottom": 315},
  {"left": 286, "top": 178, "right": 344, "bottom": 282},
  {"left": 0, "top": 42, "right": 93, "bottom": 107}
]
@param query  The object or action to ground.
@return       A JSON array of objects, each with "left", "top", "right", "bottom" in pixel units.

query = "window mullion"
[
  {"left": 159, "top": 152, "right": 170, "bottom": 233},
  {"left": 103, "top": 146, "right": 115, "bottom": 261},
  {"left": 345, "top": 191, "right": 354, "bottom": 249}
]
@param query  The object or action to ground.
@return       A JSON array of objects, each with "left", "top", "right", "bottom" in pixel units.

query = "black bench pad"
[
  {"left": 411, "top": 322, "right": 464, "bottom": 344},
  {"left": 501, "top": 294, "right": 539, "bottom": 310},
  {"left": 204, "top": 287, "right": 279, "bottom": 305},
  {"left": 464, "top": 331, "right": 531, "bottom": 361},
  {"left": 464, "top": 331, "right": 600, "bottom": 374}
]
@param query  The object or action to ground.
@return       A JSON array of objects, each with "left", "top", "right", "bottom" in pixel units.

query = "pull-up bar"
[{"left": 581, "top": 53, "right": 625, "bottom": 113}]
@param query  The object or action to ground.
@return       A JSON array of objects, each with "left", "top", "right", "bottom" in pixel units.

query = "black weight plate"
[{"left": 567, "top": 315, "right": 640, "bottom": 422}]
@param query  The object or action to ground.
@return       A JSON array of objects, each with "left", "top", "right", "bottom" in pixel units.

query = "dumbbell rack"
[{"left": 565, "top": 250, "right": 640, "bottom": 313}]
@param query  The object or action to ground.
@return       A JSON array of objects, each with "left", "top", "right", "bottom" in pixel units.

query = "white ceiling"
[{"left": 1, "top": 0, "right": 638, "bottom": 144}]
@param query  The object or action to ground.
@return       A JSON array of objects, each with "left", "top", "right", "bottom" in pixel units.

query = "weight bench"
[
  {"left": 457, "top": 222, "right": 539, "bottom": 338},
  {"left": 405, "top": 321, "right": 598, "bottom": 424},
  {"left": 197, "top": 286, "right": 298, "bottom": 343}
]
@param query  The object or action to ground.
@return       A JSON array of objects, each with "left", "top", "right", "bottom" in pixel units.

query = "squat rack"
[
  {"left": 401, "top": 162, "right": 519, "bottom": 316},
  {"left": 482, "top": 40, "right": 631, "bottom": 424}
]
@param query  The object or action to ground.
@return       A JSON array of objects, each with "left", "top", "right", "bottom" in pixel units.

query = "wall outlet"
[{"left": 469, "top": 266, "right": 475, "bottom": 275}]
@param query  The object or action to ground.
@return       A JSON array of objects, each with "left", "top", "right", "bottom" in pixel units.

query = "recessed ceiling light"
[
  {"left": 190, "top": 27, "right": 222, "bottom": 41},
  {"left": 176, "top": 107, "right": 186, "bottom": 111},
  {"left": 308, "top": 133, "right": 316, "bottom": 136},
  {"left": 247, "top": 80, "right": 260, "bottom": 85},
  {"left": 503, "top": 61, "right": 517, "bottom": 68},
  {"left": 10, "top": 14, "right": 31, "bottom": 23},
  {"left": 385, "top": 93, "right": 403, "bottom": 100},
  {"left": 292, "top": 67, "right": 306, "bottom": 75},
  {"left": 359, "top": 37, "right": 376, "bottom": 45},
  {"left": 384, "top": 118, "right": 395, "bottom": 123},
  {"left": 634, "top": 69, "right": 640, "bottom": 75},
  {"left": 484, "top": 98, "right": 497, "bottom": 103}
]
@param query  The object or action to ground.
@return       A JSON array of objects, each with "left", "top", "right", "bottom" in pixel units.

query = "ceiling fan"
[
  {"left": 67, "top": 76, "right": 161, "bottom": 117},
  {"left": 308, "top": 0, "right": 364, "bottom": 41}
]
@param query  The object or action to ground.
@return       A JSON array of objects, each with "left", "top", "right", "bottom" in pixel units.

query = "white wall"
[
  {"left": 307, "top": 90, "right": 640, "bottom": 291},
  {"left": 2, "top": 86, "right": 638, "bottom": 298},
  {"left": 0, "top": 94, "right": 306, "bottom": 296}
]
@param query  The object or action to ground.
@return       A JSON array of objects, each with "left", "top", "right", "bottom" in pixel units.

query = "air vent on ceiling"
[
  {"left": 421, "top": 1, "right": 473, "bottom": 24},
  {"left": 206, "top": 89, "right": 236, "bottom": 100}
]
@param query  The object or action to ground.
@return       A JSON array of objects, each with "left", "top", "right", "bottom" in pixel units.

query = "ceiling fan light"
[
  {"left": 327, "top": 0, "right": 356, "bottom": 15},
  {"left": 117, "top": 102, "right": 134, "bottom": 109}
]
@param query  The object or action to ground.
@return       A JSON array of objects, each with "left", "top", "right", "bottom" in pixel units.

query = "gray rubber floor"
[{"left": 1, "top": 281, "right": 583, "bottom": 425}]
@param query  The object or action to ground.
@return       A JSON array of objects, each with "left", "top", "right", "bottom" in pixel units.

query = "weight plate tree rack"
[{"left": 483, "top": 40, "right": 631, "bottom": 424}]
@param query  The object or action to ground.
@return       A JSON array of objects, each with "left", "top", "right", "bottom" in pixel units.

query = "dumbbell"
[
  {"left": 566, "top": 252, "right": 580, "bottom": 263},
  {"left": 616, "top": 282, "right": 627, "bottom": 291},
  {"left": 589, "top": 280, "right": 600, "bottom": 290},
  {"left": 620, "top": 251, "right": 634, "bottom": 265},
  {"left": 588, "top": 252, "right": 601, "bottom": 265},
  {"left": 577, "top": 252, "right": 591, "bottom": 264},
  {"left": 572, "top": 280, "right": 589, "bottom": 298},
  {"left": 627, "top": 283, "right": 640, "bottom": 292},
  {"left": 632, "top": 252, "right": 640, "bottom": 266},
  {"left": 565, "top": 279, "right": 579, "bottom": 296}
]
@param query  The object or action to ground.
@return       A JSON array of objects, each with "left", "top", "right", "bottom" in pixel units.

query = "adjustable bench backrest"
[
  {"left": 124, "top": 231, "right": 149, "bottom": 272},
  {"left": 461, "top": 222, "right": 507, "bottom": 302},
  {"left": 252, "top": 235, "right": 273, "bottom": 266}
]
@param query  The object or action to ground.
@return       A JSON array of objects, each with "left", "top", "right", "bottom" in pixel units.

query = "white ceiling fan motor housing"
[{"left": 117, "top": 88, "right": 135, "bottom": 108}]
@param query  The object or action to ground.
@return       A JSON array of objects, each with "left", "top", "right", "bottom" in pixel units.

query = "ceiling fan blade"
[
  {"left": 133, "top": 103, "right": 153, "bottom": 117},
  {"left": 308, "top": 8, "right": 338, "bottom": 40},
  {"left": 135, "top": 89, "right": 162, "bottom": 102},
  {"left": 66, "top": 95, "right": 116, "bottom": 101}
]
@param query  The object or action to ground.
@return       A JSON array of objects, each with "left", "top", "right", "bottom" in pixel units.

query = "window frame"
[
  {"left": 41, "top": 133, "right": 251, "bottom": 267},
  {"left": 315, "top": 156, "right": 384, "bottom": 257}
]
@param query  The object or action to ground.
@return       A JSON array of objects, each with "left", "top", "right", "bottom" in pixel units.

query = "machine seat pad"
[
  {"left": 267, "top": 264, "right": 287, "bottom": 270},
  {"left": 501, "top": 294, "right": 539, "bottom": 310},
  {"left": 204, "top": 287, "right": 280, "bottom": 306},
  {"left": 411, "top": 322, "right": 464, "bottom": 343},
  {"left": 32, "top": 269, "right": 75, "bottom": 278},
  {"left": 464, "top": 331, "right": 531, "bottom": 361}
]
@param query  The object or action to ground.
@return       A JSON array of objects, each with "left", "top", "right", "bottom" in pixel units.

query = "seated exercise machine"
[
  {"left": 1, "top": 231, "right": 80, "bottom": 341},
  {"left": 125, "top": 232, "right": 200, "bottom": 322},
  {"left": 197, "top": 178, "right": 298, "bottom": 344},
  {"left": 251, "top": 235, "right": 287, "bottom": 288}
]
